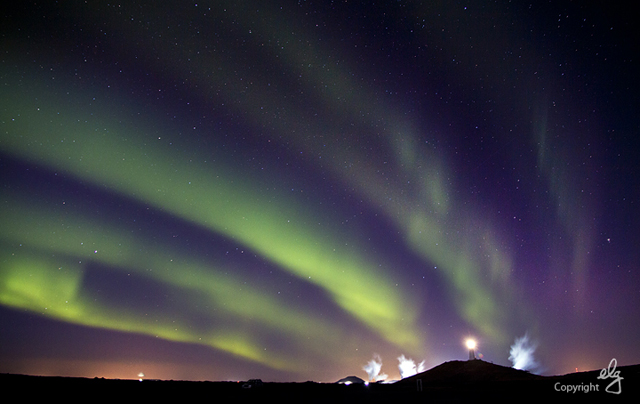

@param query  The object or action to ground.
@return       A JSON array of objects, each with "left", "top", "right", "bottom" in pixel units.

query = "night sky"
[{"left": 1, "top": 1, "right": 638, "bottom": 383}]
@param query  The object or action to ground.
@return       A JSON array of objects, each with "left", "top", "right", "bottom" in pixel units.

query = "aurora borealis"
[{"left": 1, "top": 1, "right": 638, "bottom": 382}]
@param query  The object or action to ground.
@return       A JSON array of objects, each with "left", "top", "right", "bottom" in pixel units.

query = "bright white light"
[{"left": 466, "top": 339, "right": 476, "bottom": 350}]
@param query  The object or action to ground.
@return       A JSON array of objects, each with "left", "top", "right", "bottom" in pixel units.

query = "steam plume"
[
  {"left": 397, "top": 354, "right": 426, "bottom": 378},
  {"left": 509, "top": 333, "right": 539, "bottom": 372},
  {"left": 363, "top": 354, "right": 387, "bottom": 382}
]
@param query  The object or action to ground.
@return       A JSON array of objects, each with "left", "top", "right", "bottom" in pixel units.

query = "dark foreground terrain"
[{"left": 3, "top": 360, "right": 638, "bottom": 403}]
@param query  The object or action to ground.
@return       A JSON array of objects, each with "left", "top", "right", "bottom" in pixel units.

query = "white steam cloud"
[
  {"left": 509, "top": 333, "right": 539, "bottom": 372},
  {"left": 363, "top": 354, "right": 427, "bottom": 381},
  {"left": 363, "top": 354, "right": 387, "bottom": 382},
  {"left": 397, "top": 354, "right": 426, "bottom": 378}
]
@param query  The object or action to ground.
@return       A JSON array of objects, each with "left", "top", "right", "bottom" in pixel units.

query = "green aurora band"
[
  {"left": 0, "top": 81, "right": 421, "bottom": 367},
  {"left": 0, "top": 194, "right": 358, "bottom": 371}
]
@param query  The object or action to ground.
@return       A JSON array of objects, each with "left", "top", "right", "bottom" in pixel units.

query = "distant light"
[{"left": 466, "top": 339, "right": 476, "bottom": 350}]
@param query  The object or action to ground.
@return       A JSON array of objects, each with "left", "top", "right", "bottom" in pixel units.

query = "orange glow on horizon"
[{"left": 0, "top": 358, "right": 223, "bottom": 381}]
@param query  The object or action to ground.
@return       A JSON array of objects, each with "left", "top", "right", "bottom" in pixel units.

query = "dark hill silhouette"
[
  {"left": 399, "top": 359, "right": 544, "bottom": 386},
  {"left": 2, "top": 361, "right": 639, "bottom": 403},
  {"left": 392, "top": 359, "right": 639, "bottom": 403}
]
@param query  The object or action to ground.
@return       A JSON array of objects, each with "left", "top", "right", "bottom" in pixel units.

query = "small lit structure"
[
  {"left": 242, "top": 379, "right": 263, "bottom": 389},
  {"left": 466, "top": 339, "right": 476, "bottom": 360},
  {"left": 337, "top": 376, "right": 366, "bottom": 385}
]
